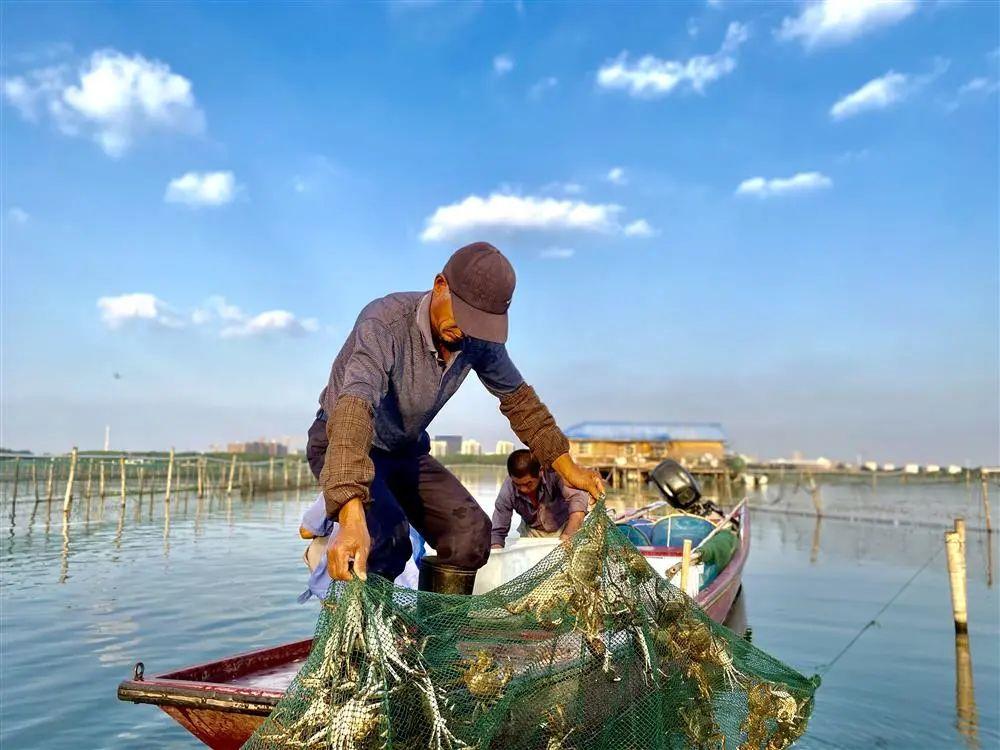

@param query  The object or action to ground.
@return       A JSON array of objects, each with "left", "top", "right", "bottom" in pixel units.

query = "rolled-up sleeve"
[{"left": 490, "top": 479, "right": 516, "bottom": 548}]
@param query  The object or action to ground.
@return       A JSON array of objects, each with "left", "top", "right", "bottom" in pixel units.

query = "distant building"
[
  {"left": 434, "top": 435, "right": 462, "bottom": 456},
  {"left": 461, "top": 439, "right": 482, "bottom": 456},
  {"left": 565, "top": 422, "right": 727, "bottom": 464},
  {"left": 766, "top": 456, "right": 834, "bottom": 470},
  {"left": 227, "top": 440, "right": 288, "bottom": 457},
  {"left": 494, "top": 440, "right": 515, "bottom": 456},
  {"left": 430, "top": 440, "right": 448, "bottom": 458}
]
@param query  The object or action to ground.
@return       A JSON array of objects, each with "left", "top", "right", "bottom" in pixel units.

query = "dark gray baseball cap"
[{"left": 442, "top": 242, "right": 516, "bottom": 344}]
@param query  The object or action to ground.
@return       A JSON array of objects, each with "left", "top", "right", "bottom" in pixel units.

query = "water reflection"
[
  {"left": 810, "top": 516, "right": 822, "bottom": 565},
  {"left": 986, "top": 534, "right": 994, "bottom": 589},
  {"left": 955, "top": 632, "right": 979, "bottom": 749}
]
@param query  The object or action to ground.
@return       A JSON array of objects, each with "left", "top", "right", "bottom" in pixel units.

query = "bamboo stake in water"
[
  {"left": 269, "top": 456, "right": 275, "bottom": 491},
  {"left": 32, "top": 461, "right": 38, "bottom": 501},
  {"left": 680, "top": 539, "right": 693, "bottom": 595},
  {"left": 945, "top": 530, "right": 969, "bottom": 634},
  {"left": 227, "top": 454, "right": 237, "bottom": 494},
  {"left": 46, "top": 460, "right": 54, "bottom": 502},
  {"left": 164, "top": 447, "right": 175, "bottom": 504},
  {"left": 197, "top": 458, "right": 204, "bottom": 499},
  {"left": 119, "top": 456, "right": 127, "bottom": 508},
  {"left": 84, "top": 459, "right": 93, "bottom": 501},
  {"left": 62, "top": 447, "right": 79, "bottom": 514},
  {"left": 981, "top": 472, "right": 993, "bottom": 535},
  {"left": 11, "top": 457, "right": 20, "bottom": 504},
  {"left": 9, "top": 457, "right": 21, "bottom": 527}
]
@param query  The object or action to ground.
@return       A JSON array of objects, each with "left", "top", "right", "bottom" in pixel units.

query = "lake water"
[{"left": 1, "top": 467, "right": 997, "bottom": 749}]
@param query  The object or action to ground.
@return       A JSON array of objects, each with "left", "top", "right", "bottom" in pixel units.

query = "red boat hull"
[{"left": 118, "top": 506, "right": 749, "bottom": 749}]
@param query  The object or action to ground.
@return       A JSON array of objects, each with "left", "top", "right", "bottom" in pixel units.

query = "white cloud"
[
  {"left": 735, "top": 171, "right": 833, "bottom": 198},
  {"left": 192, "top": 295, "right": 244, "bottom": 325},
  {"left": 101, "top": 292, "right": 319, "bottom": 338},
  {"left": 830, "top": 71, "right": 909, "bottom": 119},
  {"left": 98, "top": 293, "right": 183, "bottom": 329},
  {"left": 221, "top": 310, "right": 320, "bottom": 339},
  {"left": 540, "top": 247, "right": 576, "bottom": 260},
  {"left": 493, "top": 54, "right": 514, "bottom": 75},
  {"left": 607, "top": 167, "right": 627, "bottom": 185},
  {"left": 3, "top": 49, "right": 204, "bottom": 156},
  {"left": 776, "top": 0, "right": 916, "bottom": 49},
  {"left": 958, "top": 77, "right": 999, "bottom": 96},
  {"left": 421, "top": 193, "right": 624, "bottom": 241},
  {"left": 624, "top": 218, "right": 655, "bottom": 237},
  {"left": 528, "top": 76, "right": 558, "bottom": 99},
  {"left": 7, "top": 207, "right": 30, "bottom": 225},
  {"left": 193, "top": 295, "right": 318, "bottom": 338},
  {"left": 165, "top": 171, "right": 237, "bottom": 207},
  {"left": 597, "top": 21, "right": 748, "bottom": 98},
  {"left": 831, "top": 59, "right": 949, "bottom": 119}
]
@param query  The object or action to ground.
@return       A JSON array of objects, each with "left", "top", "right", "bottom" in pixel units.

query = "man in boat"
[
  {"left": 301, "top": 241, "right": 604, "bottom": 595},
  {"left": 490, "top": 449, "right": 589, "bottom": 549}
]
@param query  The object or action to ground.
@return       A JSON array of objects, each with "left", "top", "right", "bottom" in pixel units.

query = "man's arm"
[
  {"left": 561, "top": 511, "right": 585, "bottom": 541},
  {"left": 474, "top": 343, "right": 604, "bottom": 498},
  {"left": 557, "top": 475, "right": 590, "bottom": 541},
  {"left": 490, "top": 480, "right": 516, "bottom": 549},
  {"left": 321, "top": 318, "right": 395, "bottom": 580}
]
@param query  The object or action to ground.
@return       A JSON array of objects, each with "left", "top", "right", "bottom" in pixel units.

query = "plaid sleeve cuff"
[
  {"left": 498, "top": 383, "right": 569, "bottom": 466},
  {"left": 319, "top": 394, "right": 375, "bottom": 518}
]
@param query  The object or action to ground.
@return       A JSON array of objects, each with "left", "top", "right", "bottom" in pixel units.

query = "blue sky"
[{"left": 2, "top": 0, "right": 997, "bottom": 464}]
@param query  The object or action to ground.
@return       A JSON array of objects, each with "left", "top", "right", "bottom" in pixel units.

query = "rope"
[{"left": 818, "top": 543, "right": 944, "bottom": 675}]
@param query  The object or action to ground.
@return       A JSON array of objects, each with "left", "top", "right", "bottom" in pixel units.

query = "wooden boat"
[{"left": 117, "top": 503, "right": 749, "bottom": 749}]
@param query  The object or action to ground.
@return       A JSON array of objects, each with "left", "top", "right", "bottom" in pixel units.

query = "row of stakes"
[{"left": 3, "top": 447, "right": 317, "bottom": 523}]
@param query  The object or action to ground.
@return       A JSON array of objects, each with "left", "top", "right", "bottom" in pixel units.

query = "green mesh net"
[{"left": 244, "top": 504, "right": 819, "bottom": 750}]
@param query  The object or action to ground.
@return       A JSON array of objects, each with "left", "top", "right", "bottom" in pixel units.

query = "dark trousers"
[{"left": 306, "top": 417, "right": 491, "bottom": 581}]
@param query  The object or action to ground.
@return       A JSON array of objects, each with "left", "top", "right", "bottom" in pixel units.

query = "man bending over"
[{"left": 490, "top": 449, "right": 589, "bottom": 549}]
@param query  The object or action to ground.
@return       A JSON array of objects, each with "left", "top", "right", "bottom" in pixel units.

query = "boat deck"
[{"left": 228, "top": 658, "right": 306, "bottom": 691}]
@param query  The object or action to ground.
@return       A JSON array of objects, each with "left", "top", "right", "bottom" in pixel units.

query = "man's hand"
[
  {"left": 561, "top": 510, "right": 586, "bottom": 542},
  {"left": 552, "top": 454, "right": 605, "bottom": 501},
  {"left": 327, "top": 498, "right": 370, "bottom": 581},
  {"left": 491, "top": 543, "right": 503, "bottom": 550}
]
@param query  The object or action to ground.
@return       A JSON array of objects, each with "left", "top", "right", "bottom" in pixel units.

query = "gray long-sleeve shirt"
[
  {"left": 490, "top": 469, "right": 590, "bottom": 547},
  {"left": 319, "top": 291, "right": 524, "bottom": 452}
]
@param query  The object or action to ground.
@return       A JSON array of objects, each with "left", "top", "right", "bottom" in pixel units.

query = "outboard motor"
[{"left": 649, "top": 459, "right": 702, "bottom": 511}]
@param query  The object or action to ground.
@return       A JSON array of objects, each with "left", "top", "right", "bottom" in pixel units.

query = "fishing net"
[{"left": 244, "top": 504, "right": 819, "bottom": 750}]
